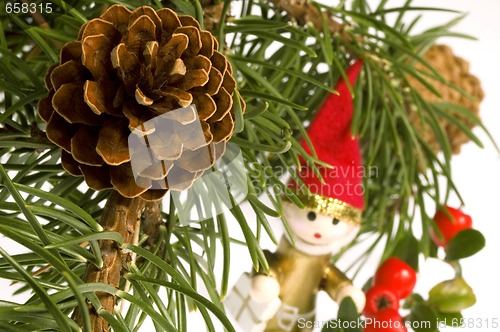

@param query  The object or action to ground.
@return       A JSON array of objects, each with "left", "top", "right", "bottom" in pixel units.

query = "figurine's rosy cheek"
[{"left": 314, "top": 233, "right": 322, "bottom": 239}]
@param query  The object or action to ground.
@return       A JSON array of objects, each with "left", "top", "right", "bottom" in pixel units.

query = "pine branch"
[{"left": 72, "top": 192, "right": 146, "bottom": 332}]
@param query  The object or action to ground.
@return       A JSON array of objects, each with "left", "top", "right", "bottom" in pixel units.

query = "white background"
[{"left": 1, "top": 1, "right": 500, "bottom": 331}]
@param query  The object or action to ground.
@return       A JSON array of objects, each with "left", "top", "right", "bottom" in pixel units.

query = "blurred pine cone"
[
  {"left": 38, "top": 5, "right": 243, "bottom": 200},
  {"left": 199, "top": 0, "right": 225, "bottom": 31},
  {"left": 407, "top": 44, "right": 484, "bottom": 154}
]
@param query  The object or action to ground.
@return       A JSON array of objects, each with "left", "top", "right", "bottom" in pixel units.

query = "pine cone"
[
  {"left": 200, "top": 0, "right": 225, "bottom": 31},
  {"left": 38, "top": 5, "right": 243, "bottom": 200},
  {"left": 407, "top": 44, "right": 484, "bottom": 154}
]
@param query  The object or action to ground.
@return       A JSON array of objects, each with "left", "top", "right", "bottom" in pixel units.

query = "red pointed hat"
[{"left": 289, "top": 61, "right": 364, "bottom": 224}]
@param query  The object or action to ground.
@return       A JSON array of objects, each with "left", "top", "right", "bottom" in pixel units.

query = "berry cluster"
[{"left": 363, "top": 258, "right": 417, "bottom": 332}]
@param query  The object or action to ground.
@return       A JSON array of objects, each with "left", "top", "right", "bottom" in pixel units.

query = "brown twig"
[
  {"left": 142, "top": 201, "right": 164, "bottom": 248},
  {"left": 72, "top": 191, "right": 146, "bottom": 332},
  {"left": 20, "top": 0, "right": 50, "bottom": 29}
]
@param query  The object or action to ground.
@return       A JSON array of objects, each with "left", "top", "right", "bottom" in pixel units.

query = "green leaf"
[
  {"left": 231, "top": 136, "right": 291, "bottom": 154},
  {"left": 217, "top": 214, "right": 231, "bottom": 298},
  {"left": 169, "top": 0, "right": 196, "bottom": 17},
  {"left": 435, "top": 311, "right": 463, "bottom": 326},
  {"left": 44, "top": 231, "right": 124, "bottom": 249},
  {"left": 7, "top": 16, "right": 58, "bottom": 62},
  {"left": 337, "top": 297, "right": 362, "bottom": 332},
  {"left": 63, "top": 271, "right": 92, "bottom": 332},
  {"left": 322, "top": 322, "right": 342, "bottom": 332},
  {"left": 240, "top": 90, "right": 308, "bottom": 110},
  {"left": 317, "top": 5, "right": 334, "bottom": 65},
  {"left": 14, "top": 183, "right": 102, "bottom": 231},
  {"left": 445, "top": 229, "right": 485, "bottom": 261},
  {"left": 391, "top": 234, "right": 419, "bottom": 271},
  {"left": 238, "top": 30, "right": 317, "bottom": 57},
  {"left": 0, "top": 164, "right": 51, "bottom": 245},
  {"left": 408, "top": 304, "right": 439, "bottom": 332},
  {"left": 229, "top": 55, "right": 336, "bottom": 93},
  {"left": 117, "top": 290, "right": 177, "bottom": 332},
  {"left": 0, "top": 247, "right": 76, "bottom": 332},
  {"left": 403, "top": 293, "right": 425, "bottom": 309},
  {"left": 232, "top": 90, "right": 245, "bottom": 133},
  {"left": 0, "top": 46, "right": 44, "bottom": 90},
  {"left": 247, "top": 195, "right": 280, "bottom": 217},
  {"left": 125, "top": 274, "right": 236, "bottom": 332}
]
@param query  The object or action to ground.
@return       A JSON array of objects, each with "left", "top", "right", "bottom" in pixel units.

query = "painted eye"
[
  {"left": 332, "top": 218, "right": 340, "bottom": 225},
  {"left": 307, "top": 212, "right": 317, "bottom": 221}
]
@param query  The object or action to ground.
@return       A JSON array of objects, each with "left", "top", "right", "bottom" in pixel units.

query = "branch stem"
[{"left": 73, "top": 191, "right": 146, "bottom": 332}]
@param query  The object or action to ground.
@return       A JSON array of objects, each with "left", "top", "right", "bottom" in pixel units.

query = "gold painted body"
[{"left": 261, "top": 238, "right": 351, "bottom": 332}]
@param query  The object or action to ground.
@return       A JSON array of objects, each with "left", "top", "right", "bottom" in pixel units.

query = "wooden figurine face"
[{"left": 284, "top": 203, "right": 359, "bottom": 248}]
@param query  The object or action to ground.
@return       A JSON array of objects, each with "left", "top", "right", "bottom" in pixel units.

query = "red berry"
[
  {"left": 364, "top": 285, "right": 400, "bottom": 318},
  {"left": 430, "top": 206, "right": 473, "bottom": 247},
  {"left": 373, "top": 257, "right": 417, "bottom": 299},
  {"left": 364, "top": 309, "right": 408, "bottom": 332}
]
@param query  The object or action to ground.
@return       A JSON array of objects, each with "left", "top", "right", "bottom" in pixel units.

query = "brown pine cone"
[
  {"left": 38, "top": 5, "right": 243, "bottom": 201},
  {"left": 200, "top": 0, "right": 225, "bottom": 31},
  {"left": 407, "top": 44, "right": 484, "bottom": 154}
]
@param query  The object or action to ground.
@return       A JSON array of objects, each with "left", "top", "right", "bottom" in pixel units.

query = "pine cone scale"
[
  {"left": 100, "top": 5, "right": 131, "bottom": 34},
  {"left": 175, "top": 26, "right": 202, "bottom": 58},
  {"left": 83, "top": 80, "right": 120, "bottom": 116},
  {"left": 129, "top": 7, "right": 163, "bottom": 40},
  {"left": 46, "top": 113, "right": 80, "bottom": 152},
  {"left": 71, "top": 127, "right": 104, "bottom": 166},
  {"left": 199, "top": 31, "right": 215, "bottom": 57},
  {"left": 110, "top": 163, "right": 150, "bottom": 197},
  {"left": 177, "top": 120, "right": 212, "bottom": 150},
  {"left": 192, "top": 93, "right": 216, "bottom": 120},
  {"left": 82, "top": 35, "right": 115, "bottom": 81},
  {"left": 209, "top": 88, "right": 233, "bottom": 122},
  {"left": 156, "top": 8, "right": 181, "bottom": 37},
  {"left": 61, "top": 150, "right": 83, "bottom": 176},
  {"left": 159, "top": 86, "right": 192, "bottom": 107},
  {"left": 203, "top": 67, "right": 223, "bottom": 95},
  {"left": 158, "top": 33, "right": 189, "bottom": 64},
  {"left": 80, "top": 164, "right": 112, "bottom": 190},
  {"left": 96, "top": 119, "right": 131, "bottom": 166},
  {"left": 210, "top": 51, "right": 228, "bottom": 74},
  {"left": 135, "top": 87, "right": 154, "bottom": 105},
  {"left": 123, "top": 103, "right": 155, "bottom": 134},
  {"left": 179, "top": 15, "right": 201, "bottom": 30},
  {"left": 179, "top": 69, "right": 209, "bottom": 90},
  {"left": 127, "top": 16, "right": 157, "bottom": 55},
  {"left": 50, "top": 60, "right": 87, "bottom": 90},
  {"left": 211, "top": 114, "right": 234, "bottom": 142},
  {"left": 52, "top": 83, "right": 103, "bottom": 125},
  {"left": 141, "top": 160, "right": 173, "bottom": 180},
  {"left": 81, "top": 19, "right": 121, "bottom": 45},
  {"left": 38, "top": 92, "right": 55, "bottom": 122},
  {"left": 60, "top": 41, "right": 82, "bottom": 64}
]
